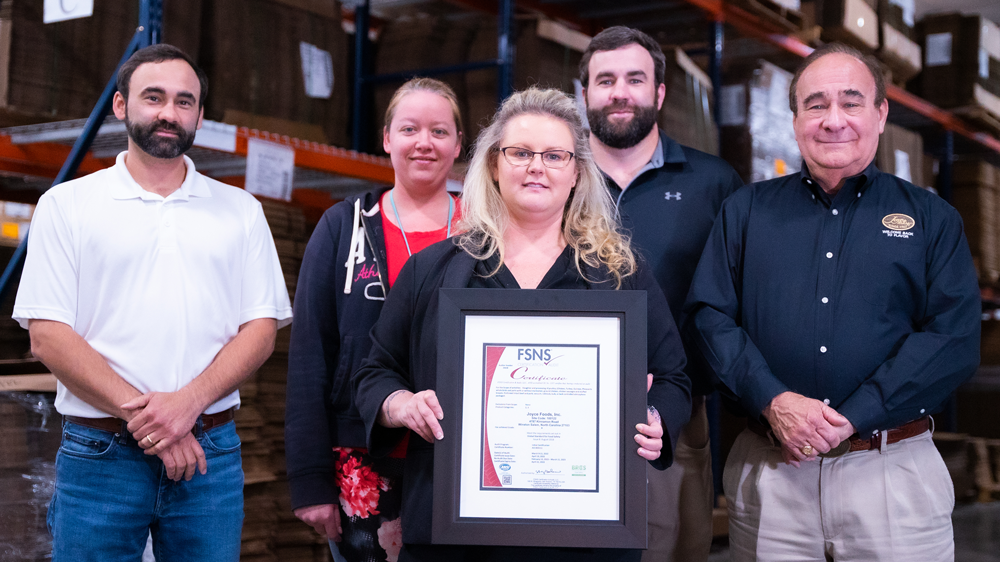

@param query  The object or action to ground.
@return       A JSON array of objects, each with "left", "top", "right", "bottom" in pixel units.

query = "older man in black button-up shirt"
[{"left": 686, "top": 43, "right": 980, "bottom": 561}]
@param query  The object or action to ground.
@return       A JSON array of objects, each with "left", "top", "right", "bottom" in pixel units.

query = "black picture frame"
[{"left": 433, "top": 288, "right": 648, "bottom": 549}]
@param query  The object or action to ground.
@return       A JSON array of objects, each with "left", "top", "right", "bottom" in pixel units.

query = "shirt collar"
[
  {"left": 800, "top": 158, "right": 878, "bottom": 205},
  {"left": 110, "top": 151, "right": 212, "bottom": 201}
]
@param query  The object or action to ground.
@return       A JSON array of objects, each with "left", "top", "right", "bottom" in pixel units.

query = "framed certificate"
[{"left": 432, "top": 288, "right": 648, "bottom": 549}]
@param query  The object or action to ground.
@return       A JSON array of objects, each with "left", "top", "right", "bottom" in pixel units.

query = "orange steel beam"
[
  {"left": 682, "top": 0, "right": 1000, "bottom": 153},
  {"left": 235, "top": 128, "right": 396, "bottom": 184},
  {"left": 0, "top": 134, "right": 115, "bottom": 180}
]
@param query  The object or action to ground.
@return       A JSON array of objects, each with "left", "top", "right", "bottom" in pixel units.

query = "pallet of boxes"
[
  {"left": 238, "top": 198, "right": 331, "bottom": 562},
  {"left": 915, "top": 13, "right": 1000, "bottom": 135}
]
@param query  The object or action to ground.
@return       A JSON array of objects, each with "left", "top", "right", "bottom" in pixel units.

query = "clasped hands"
[
  {"left": 120, "top": 389, "right": 209, "bottom": 481},
  {"left": 762, "top": 391, "right": 856, "bottom": 467},
  {"left": 381, "top": 374, "right": 666, "bottom": 461}
]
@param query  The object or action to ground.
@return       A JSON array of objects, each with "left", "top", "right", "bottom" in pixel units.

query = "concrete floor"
[{"left": 707, "top": 502, "right": 1000, "bottom": 561}]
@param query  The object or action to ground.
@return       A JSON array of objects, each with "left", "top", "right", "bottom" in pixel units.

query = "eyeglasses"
[{"left": 499, "top": 147, "right": 575, "bottom": 169}]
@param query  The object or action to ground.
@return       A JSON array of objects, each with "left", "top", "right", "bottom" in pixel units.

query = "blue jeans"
[{"left": 48, "top": 419, "right": 244, "bottom": 562}]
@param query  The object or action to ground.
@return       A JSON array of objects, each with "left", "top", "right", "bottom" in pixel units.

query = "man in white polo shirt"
[{"left": 13, "top": 44, "right": 292, "bottom": 562}]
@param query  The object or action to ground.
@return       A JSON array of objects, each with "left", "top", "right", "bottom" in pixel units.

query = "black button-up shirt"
[{"left": 685, "top": 160, "right": 980, "bottom": 435}]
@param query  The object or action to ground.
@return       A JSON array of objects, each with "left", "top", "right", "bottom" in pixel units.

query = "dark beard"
[
  {"left": 587, "top": 101, "right": 658, "bottom": 149},
  {"left": 125, "top": 113, "right": 196, "bottom": 159}
]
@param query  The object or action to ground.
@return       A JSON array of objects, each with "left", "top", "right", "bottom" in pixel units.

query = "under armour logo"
[{"left": 664, "top": 192, "right": 682, "bottom": 200}]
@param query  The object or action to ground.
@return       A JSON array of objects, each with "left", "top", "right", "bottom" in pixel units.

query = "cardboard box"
[
  {"left": 876, "top": 122, "right": 924, "bottom": 187},
  {"left": 0, "top": 0, "right": 201, "bottom": 124},
  {"left": 916, "top": 13, "right": 1000, "bottom": 117},
  {"left": 201, "top": 0, "right": 350, "bottom": 149},
  {"left": 877, "top": 0, "right": 920, "bottom": 83},
  {"left": 950, "top": 159, "right": 1000, "bottom": 283},
  {"left": 820, "top": 0, "right": 880, "bottom": 51}
]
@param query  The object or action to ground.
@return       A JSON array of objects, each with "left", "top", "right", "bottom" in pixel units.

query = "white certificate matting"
[
  {"left": 481, "top": 343, "right": 599, "bottom": 492},
  {"left": 458, "top": 315, "right": 621, "bottom": 521}
]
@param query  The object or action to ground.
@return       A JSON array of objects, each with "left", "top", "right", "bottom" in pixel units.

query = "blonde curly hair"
[{"left": 457, "top": 87, "right": 635, "bottom": 288}]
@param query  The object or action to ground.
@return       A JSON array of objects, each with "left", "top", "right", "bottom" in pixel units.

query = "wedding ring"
[
  {"left": 800, "top": 444, "right": 813, "bottom": 456},
  {"left": 144, "top": 435, "right": 154, "bottom": 446}
]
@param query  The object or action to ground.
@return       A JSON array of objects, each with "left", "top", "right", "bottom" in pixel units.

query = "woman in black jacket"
[
  {"left": 285, "top": 78, "right": 464, "bottom": 562},
  {"left": 353, "top": 87, "right": 692, "bottom": 562}
]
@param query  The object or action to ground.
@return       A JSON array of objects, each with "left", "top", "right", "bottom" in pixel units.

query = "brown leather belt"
[
  {"left": 65, "top": 407, "right": 235, "bottom": 435},
  {"left": 748, "top": 416, "right": 931, "bottom": 457}
]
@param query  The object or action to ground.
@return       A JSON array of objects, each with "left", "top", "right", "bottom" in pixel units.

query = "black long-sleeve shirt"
[
  {"left": 604, "top": 131, "right": 744, "bottom": 394},
  {"left": 685, "top": 160, "right": 980, "bottom": 435}
]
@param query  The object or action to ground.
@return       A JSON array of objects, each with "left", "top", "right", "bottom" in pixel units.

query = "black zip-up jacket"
[
  {"left": 353, "top": 239, "right": 692, "bottom": 547},
  {"left": 285, "top": 188, "right": 393, "bottom": 511}
]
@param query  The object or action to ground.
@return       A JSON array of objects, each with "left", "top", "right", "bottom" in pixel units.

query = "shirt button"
[
  {"left": 821, "top": 297, "right": 829, "bottom": 303},
  {"left": 832, "top": 209, "right": 839, "bottom": 215},
  {"left": 823, "top": 398, "right": 830, "bottom": 405},
  {"left": 920, "top": 409, "right": 926, "bottom": 414},
  {"left": 820, "top": 346, "right": 828, "bottom": 353},
  {"left": 826, "top": 252, "right": 833, "bottom": 258}
]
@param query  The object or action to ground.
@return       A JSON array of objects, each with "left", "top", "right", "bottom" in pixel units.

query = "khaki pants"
[
  {"left": 724, "top": 428, "right": 954, "bottom": 562},
  {"left": 642, "top": 399, "right": 714, "bottom": 562}
]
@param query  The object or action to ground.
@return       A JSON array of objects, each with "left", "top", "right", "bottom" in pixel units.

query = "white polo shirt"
[{"left": 14, "top": 152, "right": 293, "bottom": 418}]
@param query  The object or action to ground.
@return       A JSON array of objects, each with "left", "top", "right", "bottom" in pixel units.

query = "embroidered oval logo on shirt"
[{"left": 881, "top": 214, "right": 915, "bottom": 231}]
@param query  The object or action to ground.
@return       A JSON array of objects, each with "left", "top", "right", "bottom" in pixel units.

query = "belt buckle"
[{"left": 818, "top": 440, "right": 851, "bottom": 458}]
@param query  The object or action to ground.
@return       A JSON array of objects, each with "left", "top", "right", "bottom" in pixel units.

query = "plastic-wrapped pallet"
[
  {"left": 719, "top": 60, "right": 801, "bottom": 184},
  {"left": 0, "top": 392, "right": 59, "bottom": 562},
  {"left": 659, "top": 48, "right": 719, "bottom": 156}
]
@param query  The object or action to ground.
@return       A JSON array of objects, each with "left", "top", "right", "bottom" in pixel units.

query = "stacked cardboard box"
[
  {"left": 916, "top": 13, "right": 1000, "bottom": 126},
  {"left": 725, "top": 0, "right": 805, "bottom": 32},
  {"left": 373, "top": 11, "right": 479, "bottom": 153},
  {"left": 200, "top": 0, "right": 349, "bottom": 148},
  {"left": 719, "top": 60, "right": 801, "bottom": 184},
  {"left": 876, "top": 0, "right": 921, "bottom": 83},
  {"left": 950, "top": 159, "right": 1000, "bottom": 283},
  {"left": 0, "top": 0, "right": 201, "bottom": 125},
  {"left": 819, "top": 0, "right": 880, "bottom": 51},
  {"left": 465, "top": 17, "right": 584, "bottom": 146},
  {"left": 238, "top": 199, "right": 329, "bottom": 562},
  {"left": 876, "top": 122, "right": 924, "bottom": 187}
]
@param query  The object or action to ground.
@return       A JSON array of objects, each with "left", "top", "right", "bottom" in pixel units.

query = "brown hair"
[
  {"left": 579, "top": 26, "right": 666, "bottom": 88},
  {"left": 383, "top": 77, "right": 464, "bottom": 139},
  {"left": 789, "top": 43, "right": 886, "bottom": 115},
  {"left": 117, "top": 44, "right": 208, "bottom": 108}
]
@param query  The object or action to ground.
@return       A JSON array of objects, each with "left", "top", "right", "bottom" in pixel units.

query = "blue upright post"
[
  {"left": 352, "top": 0, "right": 370, "bottom": 152},
  {"left": 497, "top": 0, "right": 514, "bottom": 103},
  {"left": 0, "top": 1, "right": 161, "bottom": 303}
]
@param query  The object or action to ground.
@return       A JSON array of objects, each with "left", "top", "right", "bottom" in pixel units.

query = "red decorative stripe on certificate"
[{"left": 482, "top": 345, "right": 506, "bottom": 488}]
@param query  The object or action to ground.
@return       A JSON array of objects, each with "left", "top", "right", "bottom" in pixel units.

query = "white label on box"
[
  {"left": 719, "top": 85, "right": 747, "bottom": 127},
  {"left": 299, "top": 42, "right": 334, "bottom": 99},
  {"left": 888, "top": 0, "right": 914, "bottom": 28},
  {"left": 4, "top": 202, "right": 33, "bottom": 219},
  {"left": 980, "top": 49, "right": 990, "bottom": 79},
  {"left": 925, "top": 33, "right": 952, "bottom": 67},
  {"left": 893, "top": 149, "right": 912, "bottom": 183},
  {"left": 245, "top": 139, "right": 296, "bottom": 202},
  {"left": 43, "top": 0, "right": 93, "bottom": 23},
  {"left": 193, "top": 121, "right": 238, "bottom": 153}
]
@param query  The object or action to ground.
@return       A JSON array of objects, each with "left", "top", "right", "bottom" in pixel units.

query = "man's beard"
[
  {"left": 125, "top": 111, "right": 196, "bottom": 159},
  {"left": 587, "top": 101, "right": 658, "bottom": 149}
]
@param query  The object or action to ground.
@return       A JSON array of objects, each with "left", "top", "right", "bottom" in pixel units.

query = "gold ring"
[
  {"left": 144, "top": 435, "right": 154, "bottom": 446},
  {"left": 801, "top": 444, "right": 813, "bottom": 456}
]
